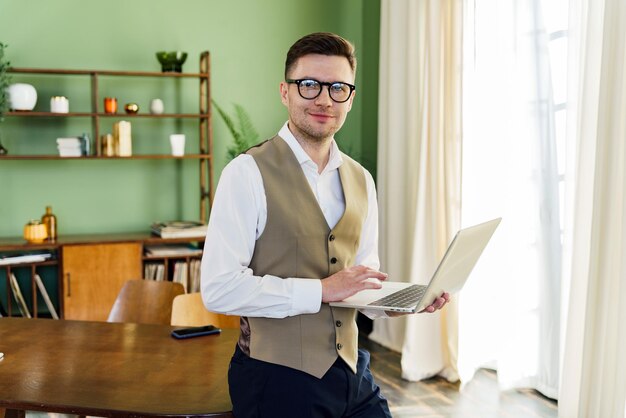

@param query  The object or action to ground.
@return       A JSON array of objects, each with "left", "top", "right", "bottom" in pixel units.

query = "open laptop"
[{"left": 330, "top": 218, "right": 501, "bottom": 313}]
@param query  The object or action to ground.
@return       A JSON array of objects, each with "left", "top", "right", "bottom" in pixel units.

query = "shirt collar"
[{"left": 278, "top": 121, "right": 344, "bottom": 172}]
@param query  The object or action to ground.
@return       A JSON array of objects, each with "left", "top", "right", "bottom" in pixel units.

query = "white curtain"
[
  {"left": 374, "top": 0, "right": 463, "bottom": 381},
  {"left": 459, "top": 0, "right": 562, "bottom": 398},
  {"left": 559, "top": 0, "right": 626, "bottom": 415},
  {"left": 375, "top": 0, "right": 626, "bottom": 411}
]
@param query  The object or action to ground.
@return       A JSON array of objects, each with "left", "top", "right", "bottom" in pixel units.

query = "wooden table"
[{"left": 0, "top": 318, "right": 236, "bottom": 417}]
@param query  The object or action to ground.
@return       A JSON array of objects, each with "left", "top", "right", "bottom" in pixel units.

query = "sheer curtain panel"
[
  {"left": 374, "top": 0, "right": 463, "bottom": 381},
  {"left": 459, "top": 0, "right": 562, "bottom": 398},
  {"left": 559, "top": 0, "right": 626, "bottom": 415}
]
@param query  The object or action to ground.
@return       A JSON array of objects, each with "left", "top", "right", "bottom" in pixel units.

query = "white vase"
[
  {"left": 150, "top": 98, "right": 164, "bottom": 114},
  {"left": 8, "top": 83, "right": 38, "bottom": 111}
]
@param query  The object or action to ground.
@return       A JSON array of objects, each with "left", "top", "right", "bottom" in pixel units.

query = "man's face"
[{"left": 280, "top": 54, "right": 355, "bottom": 143}]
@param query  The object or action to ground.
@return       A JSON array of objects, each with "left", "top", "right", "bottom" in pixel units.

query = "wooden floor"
[{"left": 361, "top": 336, "right": 558, "bottom": 418}]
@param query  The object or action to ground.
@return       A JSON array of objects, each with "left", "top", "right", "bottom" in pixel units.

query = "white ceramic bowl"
[{"left": 8, "top": 83, "right": 38, "bottom": 111}]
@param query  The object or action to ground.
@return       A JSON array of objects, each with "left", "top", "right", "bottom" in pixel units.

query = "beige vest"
[{"left": 238, "top": 135, "right": 368, "bottom": 379}]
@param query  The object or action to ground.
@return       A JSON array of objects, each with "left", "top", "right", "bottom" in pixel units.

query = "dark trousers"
[{"left": 228, "top": 344, "right": 392, "bottom": 418}]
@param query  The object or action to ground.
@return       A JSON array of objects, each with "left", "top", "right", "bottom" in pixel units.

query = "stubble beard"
[
  {"left": 299, "top": 122, "right": 335, "bottom": 144},
  {"left": 290, "top": 111, "right": 342, "bottom": 147}
]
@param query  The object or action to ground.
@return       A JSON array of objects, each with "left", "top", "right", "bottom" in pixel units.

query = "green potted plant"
[
  {"left": 212, "top": 100, "right": 260, "bottom": 160},
  {"left": 0, "top": 42, "right": 12, "bottom": 154}
]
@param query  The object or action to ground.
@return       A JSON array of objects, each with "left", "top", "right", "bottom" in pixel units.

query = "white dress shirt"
[{"left": 201, "top": 122, "right": 384, "bottom": 319}]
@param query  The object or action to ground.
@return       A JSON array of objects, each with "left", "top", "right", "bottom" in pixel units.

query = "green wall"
[{"left": 0, "top": 0, "right": 380, "bottom": 237}]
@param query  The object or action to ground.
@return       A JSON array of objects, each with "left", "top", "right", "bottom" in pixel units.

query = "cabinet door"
[{"left": 62, "top": 243, "right": 142, "bottom": 321}]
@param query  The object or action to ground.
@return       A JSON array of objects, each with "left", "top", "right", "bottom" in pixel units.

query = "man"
[{"left": 201, "top": 32, "right": 449, "bottom": 418}]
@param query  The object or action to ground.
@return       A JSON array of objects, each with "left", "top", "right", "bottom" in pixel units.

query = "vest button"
[
  {"left": 337, "top": 343, "right": 343, "bottom": 350},
  {"left": 335, "top": 320, "right": 342, "bottom": 327},
  {"left": 329, "top": 234, "right": 335, "bottom": 241},
  {"left": 330, "top": 257, "right": 338, "bottom": 264}
]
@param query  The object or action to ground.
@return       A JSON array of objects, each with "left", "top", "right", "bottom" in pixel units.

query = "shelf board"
[
  {"left": 0, "top": 154, "right": 212, "bottom": 160},
  {"left": 7, "top": 111, "right": 209, "bottom": 119},
  {"left": 9, "top": 67, "right": 209, "bottom": 78},
  {"left": 0, "top": 232, "right": 206, "bottom": 252}
]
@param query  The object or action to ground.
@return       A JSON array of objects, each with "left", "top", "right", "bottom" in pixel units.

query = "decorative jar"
[
  {"left": 8, "top": 83, "right": 38, "bottom": 111},
  {"left": 50, "top": 96, "right": 69, "bottom": 113},
  {"left": 150, "top": 98, "right": 164, "bottom": 114},
  {"left": 23, "top": 220, "right": 48, "bottom": 243},
  {"left": 104, "top": 97, "right": 118, "bottom": 114},
  {"left": 124, "top": 103, "right": 139, "bottom": 114}
]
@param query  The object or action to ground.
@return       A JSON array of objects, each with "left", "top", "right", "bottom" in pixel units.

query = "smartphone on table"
[{"left": 171, "top": 325, "right": 221, "bottom": 339}]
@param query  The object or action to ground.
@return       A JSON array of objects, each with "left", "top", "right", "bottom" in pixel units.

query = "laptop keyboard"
[{"left": 368, "top": 284, "right": 427, "bottom": 308}]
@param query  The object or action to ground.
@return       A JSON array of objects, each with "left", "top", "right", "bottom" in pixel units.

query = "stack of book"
[
  {"left": 188, "top": 259, "right": 202, "bottom": 293},
  {"left": 151, "top": 221, "right": 208, "bottom": 239},
  {"left": 144, "top": 244, "right": 203, "bottom": 257},
  {"left": 0, "top": 253, "right": 52, "bottom": 265},
  {"left": 144, "top": 263, "right": 166, "bottom": 281},
  {"left": 172, "top": 261, "right": 189, "bottom": 292},
  {"left": 171, "top": 259, "right": 202, "bottom": 293},
  {"left": 56, "top": 137, "right": 82, "bottom": 157},
  {"left": 0, "top": 252, "right": 59, "bottom": 319},
  {"left": 2, "top": 272, "right": 59, "bottom": 319}
]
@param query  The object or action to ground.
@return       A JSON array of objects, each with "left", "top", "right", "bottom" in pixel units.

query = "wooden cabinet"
[
  {"left": 0, "top": 234, "right": 203, "bottom": 320},
  {"left": 62, "top": 242, "right": 142, "bottom": 321}
]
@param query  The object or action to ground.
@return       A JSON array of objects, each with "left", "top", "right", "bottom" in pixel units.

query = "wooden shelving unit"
[
  {"left": 0, "top": 53, "right": 214, "bottom": 320},
  {"left": 3, "top": 51, "right": 213, "bottom": 221}
]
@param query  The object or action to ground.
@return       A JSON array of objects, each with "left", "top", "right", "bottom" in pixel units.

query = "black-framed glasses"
[{"left": 285, "top": 78, "right": 356, "bottom": 103}]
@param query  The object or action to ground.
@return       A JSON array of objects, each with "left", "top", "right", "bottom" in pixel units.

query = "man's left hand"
[{"left": 385, "top": 292, "right": 450, "bottom": 317}]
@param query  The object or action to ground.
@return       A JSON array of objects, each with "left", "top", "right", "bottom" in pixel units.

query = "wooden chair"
[
  {"left": 107, "top": 279, "right": 185, "bottom": 325},
  {"left": 171, "top": 292, "right": 240, "bottom": 328}
]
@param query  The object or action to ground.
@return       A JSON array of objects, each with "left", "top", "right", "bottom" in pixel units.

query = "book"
[
  {"left": 144, "top": 262, "right": 165, "bottom": 281},
  {"left": 151, "top": 221, "right": 208, "bottom": 239},
  {"left": 173, "top": 261, "right": 189, "bottom": 292},
  {"left": 56, "top": 137, "right": 81, "bottom": 146},
  {"left": 188, "top": 259, "right": 202, "bottom": 293},
  {"left": 56, "top": 137, "right": 83, "bottom": 157},
  {"left": 9, "top": 273, "right": 31, "bottom": 318},
  {"left": 144, "top": 263, "right": 153, "bottom": 280},
  {"left": 145, "top": 244, "right": 203, "bottom": 257},
  {"left": 34, "top": 274, "right": 60, "bottom": 320},
  {"left": 0, "top": 253, "right": 52, "bottom": 266}
]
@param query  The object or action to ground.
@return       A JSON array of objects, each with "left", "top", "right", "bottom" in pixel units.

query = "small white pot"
[
  {"left": 150, "top": 98, "right": 164, "bottom": 114},
  {"left": 8, "top": 83, "right": 38, "bottom": 111},
  {"left": 50, "top": 96, "right": 69, "bottom": 113}
]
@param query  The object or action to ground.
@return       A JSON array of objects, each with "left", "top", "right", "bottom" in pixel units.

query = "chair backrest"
[
  {"left": 171, "top": 292, "right": 240, "bottom": 328},
  {"left": 107, "top": 279, "right": 185, "bottom": 325}
]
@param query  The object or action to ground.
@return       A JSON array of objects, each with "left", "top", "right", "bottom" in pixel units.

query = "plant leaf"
[
  {"left": 212, "top": 99, "right": 241, "bottom": 143},
  {"left": 234, "top": 104, "right": 259, "bottom": 144},
  {"left": 213, "top": 100, "right": 260, "bottom": 160},
  {"left": 0, "top": 42, "right": 12, "bottom": 121}
]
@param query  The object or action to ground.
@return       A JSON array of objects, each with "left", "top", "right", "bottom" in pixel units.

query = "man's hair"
[{"left": 284, "top": 32, "right": 357, "bottom": 78}]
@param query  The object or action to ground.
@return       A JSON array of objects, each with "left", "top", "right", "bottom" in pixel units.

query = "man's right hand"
[{"left": 321, "top": 265, "right": 388, "bottom": 303}]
